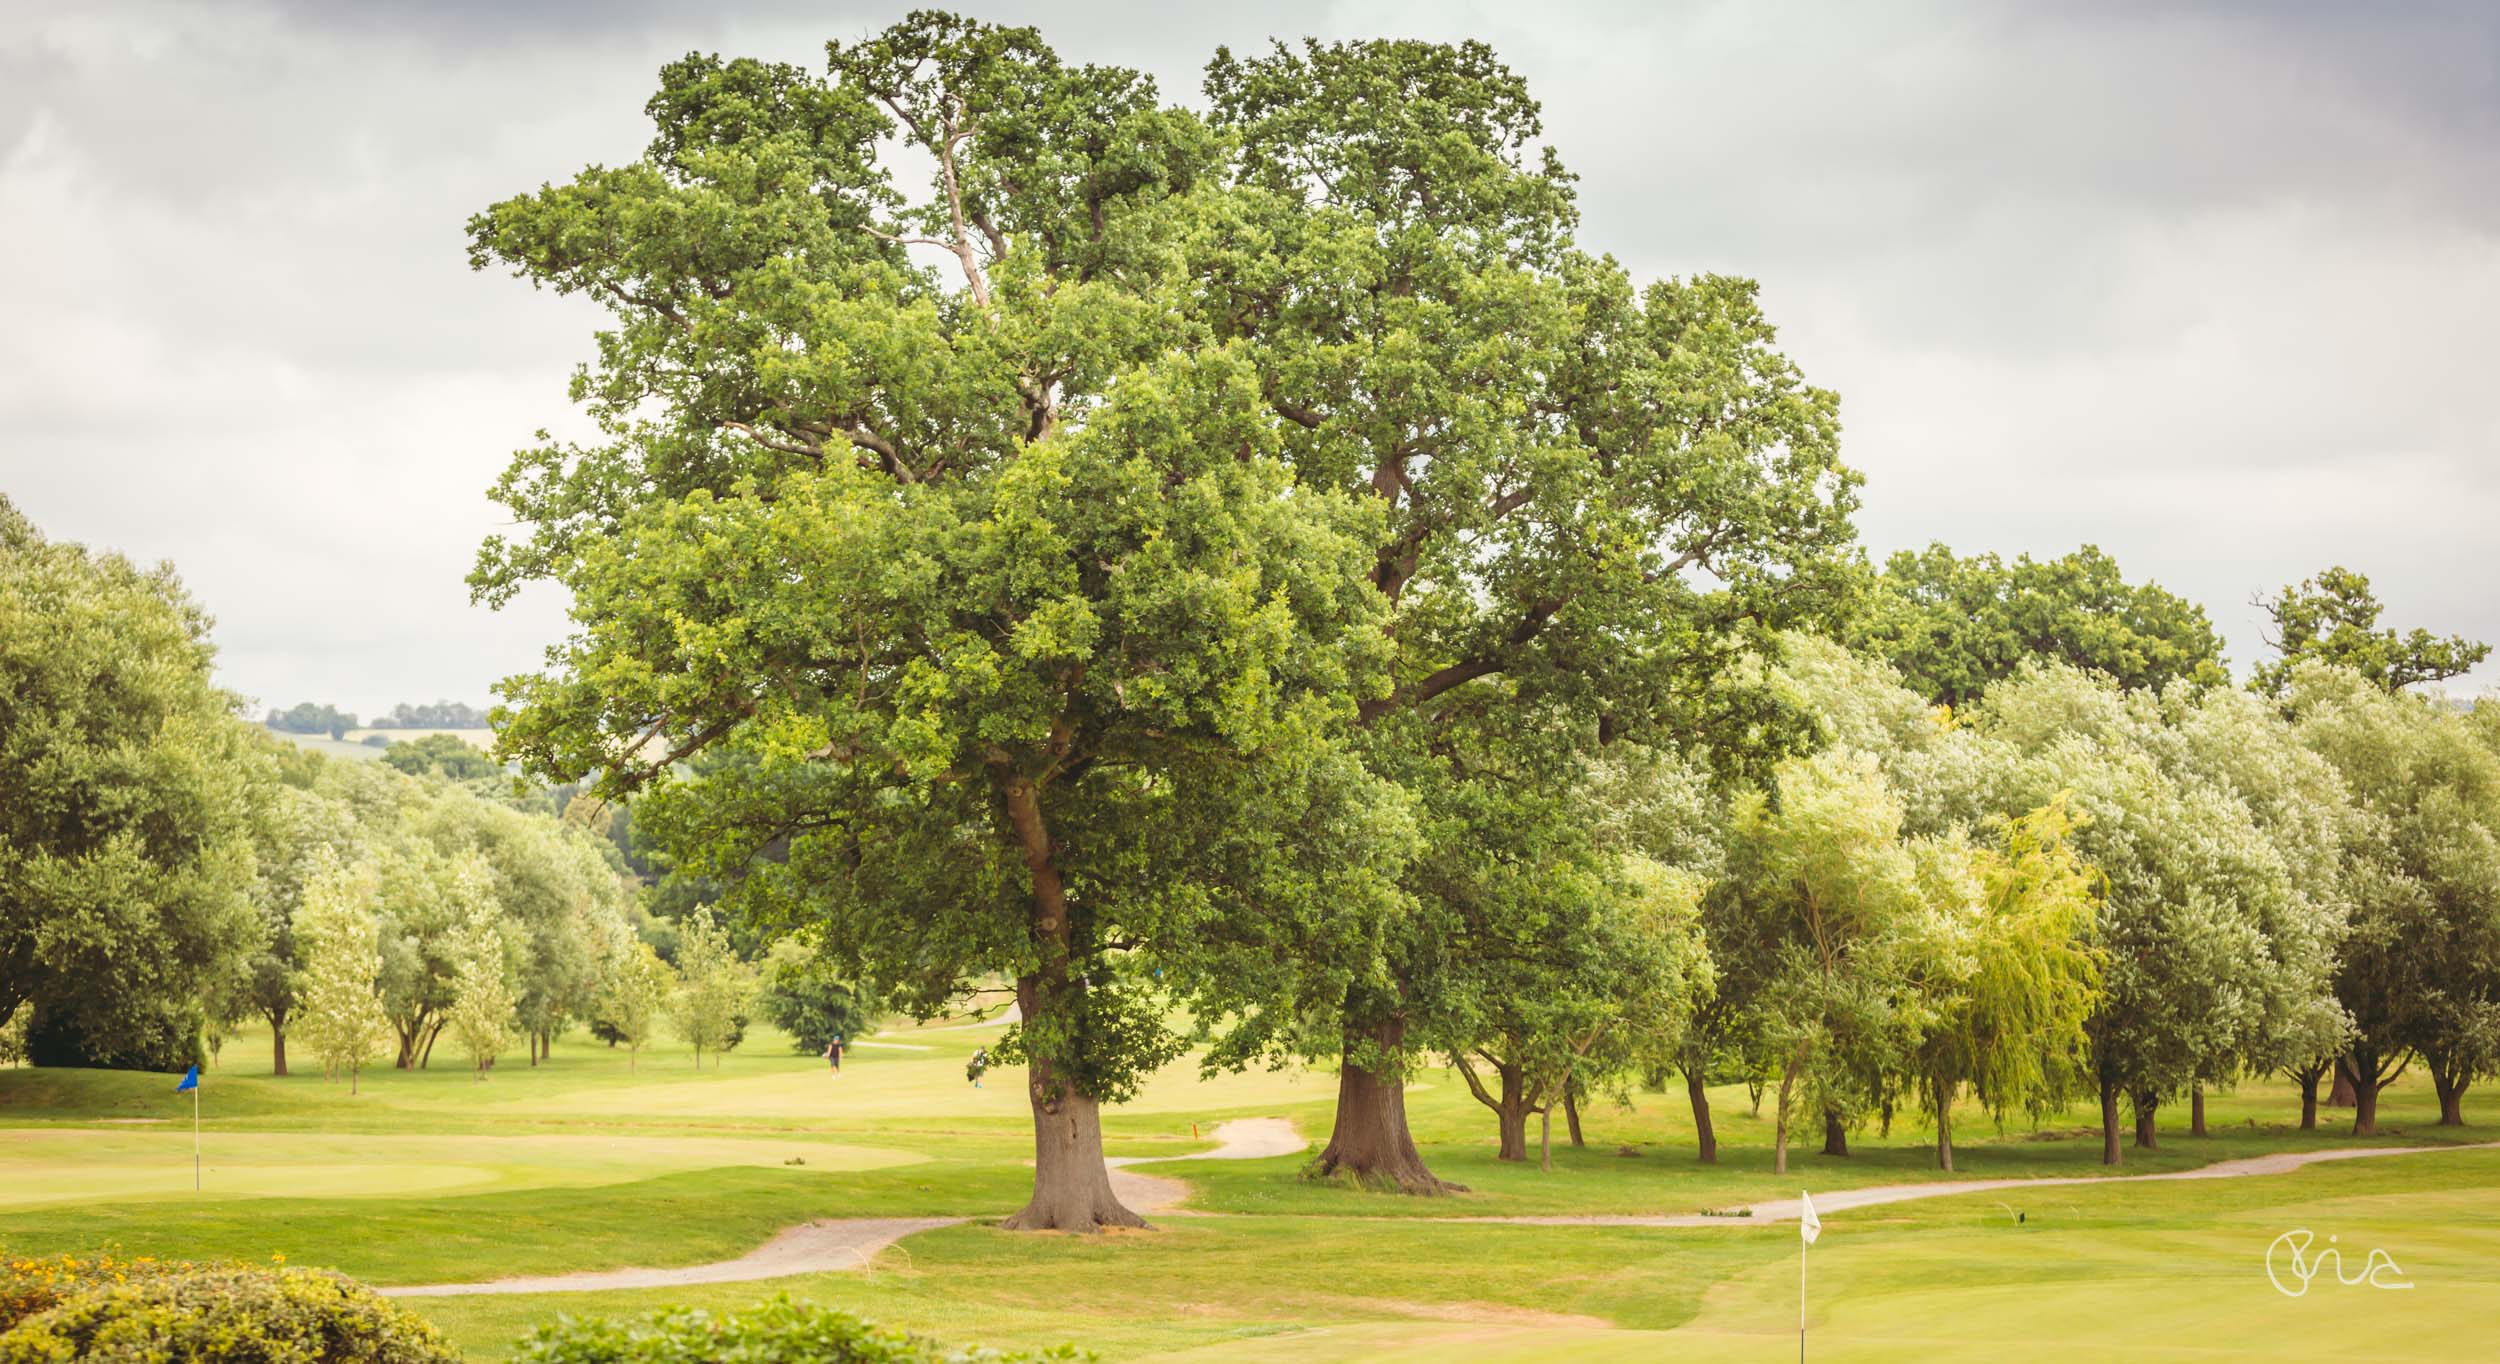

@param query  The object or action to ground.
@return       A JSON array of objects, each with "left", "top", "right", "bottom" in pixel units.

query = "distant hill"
[
  {"left": 342, "top": 726, "right": 497, "bottom": 746},
  {"left": 269, "top": 731, "right": 387, "bottom": 762}
]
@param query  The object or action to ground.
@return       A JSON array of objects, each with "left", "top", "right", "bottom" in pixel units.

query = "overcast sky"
[{"left": 4, "top": 0, "right": 2494, "bottom": 718}]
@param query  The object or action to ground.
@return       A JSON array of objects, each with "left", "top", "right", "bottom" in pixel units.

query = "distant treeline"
[{"left": 264, "top": 700, "right": 489, "bottom": 736}]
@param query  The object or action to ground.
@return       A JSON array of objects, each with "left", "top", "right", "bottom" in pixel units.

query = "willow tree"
[
  {"left": 468, "top": 15, "right": 1404, "bottom": 1229},
  {"left": 1968, "top": 665, "right": 2345, "bottom": 1162},
  {"left": 1196, "top": 38, "right": 1859, "bottom": 1192},
  {"left": 1906, "top": 802, "right": 2101, "bottom": 1171}
]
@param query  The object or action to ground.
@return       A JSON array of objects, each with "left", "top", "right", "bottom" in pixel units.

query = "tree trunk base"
[
  {"left": 1687, "top": 1072, "right": 1718, "bottom": 1165},
  {"left": 1003, "top": 1089, "right": 1148, "bottom": 1233},
  {"left": 1312, "top": 1023, "right": 1465, "bottom": 1195}
]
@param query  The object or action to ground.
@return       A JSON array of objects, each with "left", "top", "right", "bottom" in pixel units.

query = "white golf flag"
[{"left": 1799, "top": 1190, "right": 1821, "bottom": 1245}]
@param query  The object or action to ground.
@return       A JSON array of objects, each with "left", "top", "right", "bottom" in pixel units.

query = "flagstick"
[
  {"left": 1798, "top": 1236, "right": 1807, "bottom": 1364},
  {"left": 192, "top": 1081, "right": 200, "bottom": 1191}
]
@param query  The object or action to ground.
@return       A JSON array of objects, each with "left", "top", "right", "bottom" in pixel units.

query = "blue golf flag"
[{"left": 175, "top": 1065, "right": 199, "bottom": 1093}]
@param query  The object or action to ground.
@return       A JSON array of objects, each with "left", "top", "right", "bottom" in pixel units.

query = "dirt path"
[
  {"left": 378, "top": 1118, "right": 1301, "bottom": 1296},
  {"left": 1457, "top": 1139, "right": 2500, "bottom": 1228},
  {"left": 376, "top": 1123, "right": 2492, "bottom": 1296},
  {"left": 1108, "top": 1117, "right": 1308, "bottom": 1213},
  {"left": 379, "top": 1217, "right": 962, "bottom": 1297}
]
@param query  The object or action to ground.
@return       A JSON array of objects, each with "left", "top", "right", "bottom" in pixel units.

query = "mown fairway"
[{"left": 5, "top": 1020, "right": 2495, "bottom": 1361}]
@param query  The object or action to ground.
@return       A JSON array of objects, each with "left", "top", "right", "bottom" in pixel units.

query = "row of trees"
[
  {"left": 2, "top": 491, "right": 878, "bottom": 1085},
  {"left": 1576, "top": 639, "right": 2500, "bottom": 1175},
  {"left": 264, "top": 702, "right": 360, "bottom": 738},
  {"left": 262, "top": 700, "right": 495, "bottom": 738},
  {"left": 464, "top": 14, "right": 2498, "bottom": 1228}
]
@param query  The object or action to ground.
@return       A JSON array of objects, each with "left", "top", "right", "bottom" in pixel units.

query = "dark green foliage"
[
  {"left": 24, "top": 999, "right": 201, "bottom": 1073},
  {"left": 264, "top": 702, "right": 358, "bottom": 739},
  {"left": 2254, "top": 565, "right": 2490, "bottom": 696},
  {"left": 515, "top": 1299, "right": 1080, "bottom": 1364},
  {"left": 757, "top": 947, "right": 878, "bottom": 1053},
  {"left": 0, "top": 495, "right": 261, "bottom": 1070},
  {"left": 1850, "top": 542, "right": 2228, "bottom": 710},
  {"left": 0, "top": 1258, "right": 455, "bottom": 1364},
  {"left": 381, "top": 734, "right": 500, "bottom": 781}
]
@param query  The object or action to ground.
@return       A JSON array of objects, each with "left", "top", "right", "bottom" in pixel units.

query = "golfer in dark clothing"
[
  {"left": 825, "top": 1035, "right": 844, "bottom": 1074},
  {"left": 967, "top": 1046, "right": 990, "bottom": 1088}
]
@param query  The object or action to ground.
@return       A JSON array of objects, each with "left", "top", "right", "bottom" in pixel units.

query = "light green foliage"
[
  {"left": 0, "top": 495, "right": 262, "bottom": 1070},
  {"left": 293, "top": 849, "right": 394, "bottom": 1090},
  {"left": 383, "top": 733, "right": 502, "bottom": 781},
  {"left": 232, "top": 772, "right": 364, "bottom": 1073},
  {"left": 1907, "top": 800, "right": 2103, "bottom": 1168},
  {"left": 2287, "top": 664, "right": 2500, "bottom": 1125},
  {"left": 2254, "top": 564, "right": 2490, "bottom": 695},
  {"left": 1718, "top": 750, "right": 1936, "bottom": 1173},
  {"left": 1851, "top": 542, "right": 2229, "bottom": 710},
  {"left": 445, "top": 898, "right": 519, "bottom": 1080},
  {"left": 516, "top": 1298, "right": 1078, "bottom": 1364},
  {"left": 372, "top": 841, "right": 490, "bottom": 1070},
  {"left": 0, "top": 1005, "right": 25, "bottom": 1067},
  {"left": 597, "top": 941, "right": 677, "bottom": 1071},
  {"left": 1962, "top": 664, "right": 2350, "bottom": 1150},
  {"left": 670, "top": 909, "right": 752, "bottom": 1070},
  {"left": 1446, "top": 844, "right": 1713, "bottom": 1163},
  {"left": 0, "top": 1259, "right": 456, "bottom": 1364}
]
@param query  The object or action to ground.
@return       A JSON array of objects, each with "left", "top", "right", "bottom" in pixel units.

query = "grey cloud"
[{"left": 2, "top": 0, "right": 2493, "bottom": 715}]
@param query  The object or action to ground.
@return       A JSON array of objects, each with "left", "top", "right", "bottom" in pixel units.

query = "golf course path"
[
  {"left": 379, "top": 1217, "right": 963, "bottom": 1298},
  {"left": 1458, "top": 1139, "right": 2500, "bottom": 1228},
  {"left": 1109, "top": 1117, "right": 1308, "bottom": 1214},
  {"left": 378, "top": 1119, "right": 1302, "bottom": 1296},
  {"left": 377, "top": 1124, "right": 2485, "bottom": 1296}
]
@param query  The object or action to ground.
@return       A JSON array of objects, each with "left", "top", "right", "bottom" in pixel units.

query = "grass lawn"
[{"left": 5, "top": 1019, "right": 2494, "bottom": 1360}]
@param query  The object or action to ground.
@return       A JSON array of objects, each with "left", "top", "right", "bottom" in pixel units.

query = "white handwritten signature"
[{"left": 2265, "top": 1230, "right": 2413, "bottom": 1298}]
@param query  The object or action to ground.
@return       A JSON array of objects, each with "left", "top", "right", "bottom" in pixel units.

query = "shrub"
[
  {"left": 515, "top": 1299, "right": 1083, "bottom": 1364},
  {"left": 0, "top": 1255, "right": 454, "bottom": 1363}
]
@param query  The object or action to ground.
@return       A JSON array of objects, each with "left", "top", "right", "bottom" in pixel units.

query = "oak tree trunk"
[
  {"left": 1821, "top": 1108, "right": 1849, "bottom": 1157},
  {"left": 2352, "top": 1072, "right": 2382, "bottom": 1136},
  {"left": 2428, "top": 1053, "right": 2469, "bottom": 1126},
  {"left": 2327, "top": 1056, "right": 2356, "bottom": 1107},
  {"left": 2132, "top": 1090, "right": 2158, "bottom": 1149},
  {"left": 998, "top": 775, "right": 1146, "bottom": 1232},
  {"left": 2294, "top": 1063, "right": 2323, "bottom": 1131},
  {"left": 1563, "top": 1083, "right": 1585, "bottom": 1148},
  {"left": 1687, "top": 1070, "right": 1718, "bottom": 1164},
  {"left": 1315, "top": 1013, "right": 1460, "bottom": 1193},
  {"left": 1773, "top": 1051, "right": 1801, "bottom": 1176},
  {"left": 269, "top": 1020, "right": 288, "bottom": 1078},
  {"left": 1004, "top": 1034, "right": 1142, "bottom": 1231},
  {"left": 2190, "top": 1082, "right": 2207, "bottom": 1137},
  {"left": 1492, "top": 1060, "right": 1531, "bottom": 1162}
]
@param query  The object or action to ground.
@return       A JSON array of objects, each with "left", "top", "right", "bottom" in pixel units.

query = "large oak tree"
[
  {"left": 1193, "top": 37, "right": 1861, "bottom": 1193},
  {"left": 468, "top": 14, "right": 1410, "bottom": 1229}
]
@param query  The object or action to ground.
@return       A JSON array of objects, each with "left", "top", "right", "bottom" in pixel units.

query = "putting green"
[
  {"left": 0, "top": 1128, "right": 922, "bottom": 1206},
  {"left": 1140, "top": 1173, "right": 2500, "bottom": 1362}
]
